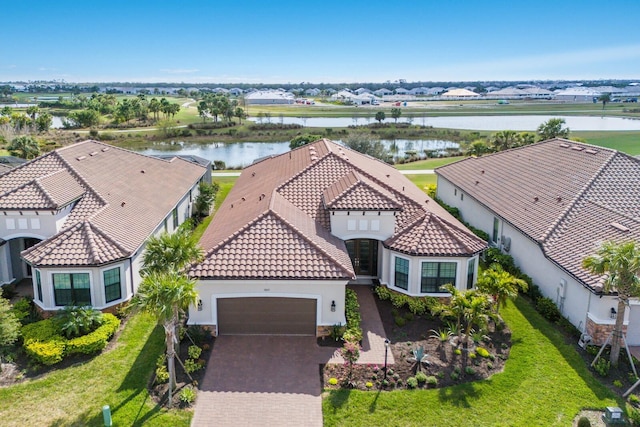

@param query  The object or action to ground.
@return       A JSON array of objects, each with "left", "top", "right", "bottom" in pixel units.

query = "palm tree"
[
  {"left": 141, "top": 228, "right": 203, "bottom": 277},
  {"left": 462, "top": 293, "right": 491, "bottom": 347},
  {"left": 491, "top": 130, "right": 518, "bottom": 151},
  {"left": 583, "top": 241, "right": 640, "bottom": 367},
  {"left": 128, "top": 271, "right": 197, "bottom": 407},
  {"left": 476, "top": 264, "right": 528, "bottom": 314},
  {"left": 598, "top": 93, "right": 611, "bottom": 110},
  {"left": 7, "top": 135, "right": 40, "bottom": 159}
]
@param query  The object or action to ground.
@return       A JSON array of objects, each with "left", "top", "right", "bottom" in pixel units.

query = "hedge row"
[
  {"left": 374, "top": 285, "right": 437, "bottom": 316},
  {"left": 343, "top": 289, "right": 362, "bottom": 342},
  {"left": 22, "top": 313, "right": 120, "bottom": 365}
]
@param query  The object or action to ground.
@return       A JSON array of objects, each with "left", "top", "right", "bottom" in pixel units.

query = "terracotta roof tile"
[
  {"left": 0, "top": 140, "right": 206, "bottom": 266},
  {"left": 195, "top": 139, "right": 486, "bottom": 279},
  {"left": 385, "top": 213, "right": 487, "bottom": 256},
  {"left": 22, "top": 221, "right": 129, "bottom": 266},
  {"left": 437, "top": 138, "right": 640, "bottom": 292},
  {"left": 323, "top": 171, "right": 402, "bottom": 211}
]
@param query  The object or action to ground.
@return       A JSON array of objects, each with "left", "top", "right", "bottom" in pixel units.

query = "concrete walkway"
[
  {"left": 324, "top": 286, "right": 395, "bottom": 365},
  {"left": 191, "top": 286, "right": 391, "bottom": 426}
]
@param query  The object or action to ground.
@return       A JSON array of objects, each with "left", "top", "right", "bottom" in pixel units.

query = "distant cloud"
[{"left": 160, "top": 68, "right": 200, "bottom": 74}]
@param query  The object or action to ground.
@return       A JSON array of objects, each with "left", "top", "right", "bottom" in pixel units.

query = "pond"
[
  {"left": 135, "top": 139, "right": 459, "bottom": 168},
  {"left": 248, "top": 115, "right": 640, "bottom": 131}
]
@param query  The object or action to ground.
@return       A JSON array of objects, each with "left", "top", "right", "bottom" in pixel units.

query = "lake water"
[
  {"left": 248, "top": 115, "right": 640, "bottom": 131},
  {"left": 136, "top": 139, "right": 459, "bottom": 168}
]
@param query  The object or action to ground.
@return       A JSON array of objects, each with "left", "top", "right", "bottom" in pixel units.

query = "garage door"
[{"left": 217, "top": 297, "right": 316, "bottom": 336}]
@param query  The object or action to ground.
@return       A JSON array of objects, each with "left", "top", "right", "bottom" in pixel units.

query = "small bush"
[
  {"left": 469, "top": 352, "right": 477, "bottom": 359},
  {"left": 426, "top": 376, "right": 438, "bottom": 387},
  {"left": 454, "top": 348, "right": 462, "bottom": 355},
  {"left": 476, "top": 347, "right": 490, "bottom": 358},
  {"left": 344, "top": 288, "right": 363, "bottom": 343},
  {"left": 328, "top": 377, "right": 338, "bottom": 385},
  {"left": 21, "top": 319, "right": 62, "bottom": 342},
  {"left": 184, "top": 358, "right": 203, "bottom": 374},
  {"left": 179, "top": 386, "right": 196, "bottom": 405},
  {"left": 394, "top": 316, "right": 406, "bottom": 327},
  {"left": 24, "top": 340, "right": 65, "bottom": 365},
  {"left": 415, "top": 371, "right": 427, "bottom": 384},
  {"left": 406, "top": 377, "right": 418, "bottom": 389},
  {"left": 614, "top": 379, "right": 623, "bottom": 388},
  {"left": 365, "top": 381, "right": 373, "bottom": 388},
  {"left": 577, "top": 416, "right": 591, "bottom": 427},
  {"left": 188, "top": 345, "right": 202, "bottom": 360},
  {"left": 450, "top": 371, "right": 460, "bottom": 381},
  {"left": 155, "top": 364, "right": 169, "bottom": 384},
  {"left": 56, "top": 306, "right": 104, "bottom": 339},
  {"left": 65, "top": 314, "right": 120, "bottom": 355},
  {"left": 487, "top": 362, "right": 493, "bottom": 370},
  {"left": 465, "top": 366, "right": 476, "bottom": 375},
  {"left": 404, "top": 312, "right": 415, "bottom": 322},
  {"left": 535, "top": 297, "right": 562, "bottom": 323},
  {"left": 627, "top": 403, "right": 640, "bottom": 426},
  {"left": 593, "top": 357, "right": 611, "bottom": 377},
  {"left": 374, "top": 285, "right": 392, "bottom": 301},
  {"left": 630, "top": 394, "right": 640, "bottom": 405}
]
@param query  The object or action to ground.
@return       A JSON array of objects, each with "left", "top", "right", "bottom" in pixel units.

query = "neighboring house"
[
  {"left": 0, "top": 156, "right": 26, "bottom": 174},
  {"left": 436, "top": 138, "right": 640, "bottom": 345},
  {"left": 0, "top": 140, "right": 207, "bottom": 313},
  {"left": 188, "top": 139, "right": 486, "bottom": 336},
  {"left": 354, "top": 88, "right": 371, "bottom": 95},
  {"left": 245, "top": 90, "right": 295, "bottom": 104},
  {"left": 555, "top": 87, "right": 601, "bottom": 102},
  {"left": 440, "top": 88, "right": 480, "bottom": 98},
  {"left": 373, "top": 88, "right": 393, "bottom": 96}
]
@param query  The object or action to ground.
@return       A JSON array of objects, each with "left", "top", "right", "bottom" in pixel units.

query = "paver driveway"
[{"left": 191, "top": 336, "right": 325, "bottom": 427}]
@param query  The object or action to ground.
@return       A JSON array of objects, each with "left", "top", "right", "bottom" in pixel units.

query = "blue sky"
[{"left": 1, "top": 0, "right": 639, "bottom": 84}]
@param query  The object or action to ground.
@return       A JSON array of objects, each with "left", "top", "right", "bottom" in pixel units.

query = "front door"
[
  {"left": 23, "top": 238, "right": 40, "bottom": 277},
  {"left": 346, "top": 239, "right": 378, "bottom": 276}
]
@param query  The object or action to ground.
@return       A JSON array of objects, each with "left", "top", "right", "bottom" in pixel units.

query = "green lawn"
[
  {"left": 404, "top": 174, "right": 437, "bottom": 189},
  {"left": 575, "top": 131, "right": 640, "bottom": 156},
  {"left": 323, "top": 298, "right": 620, "bottom": 426},
  {"left": 395, "top": 156, "right": 464, "bottom": 170},
  {"left": 0, "top": 314, "right": 191, "bottom": 427}
]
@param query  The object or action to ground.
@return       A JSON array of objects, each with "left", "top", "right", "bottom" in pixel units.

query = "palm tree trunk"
[
  {"left": 165, "top": 322, "right": 177, "bottom": 408},
  {"left": 610, "top": 299, "right": 627, "bottom": 367}
]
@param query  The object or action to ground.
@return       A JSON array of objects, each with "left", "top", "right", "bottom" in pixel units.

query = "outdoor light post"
[{"left": 384, "top": 339, "right": 390, "bottom": 380}]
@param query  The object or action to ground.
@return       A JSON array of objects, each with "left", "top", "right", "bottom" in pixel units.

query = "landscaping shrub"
[
  {"left": 55, "top": 306, "right": 104, "bottom": 339},
  {"left": 344, "top": 288, "right": 362, "bottom": 342},
  {"left": 328, "top": 377, "right": 338, "bottom": 385},
  {"left": 374, "top": 285, "right": 392, "bottom": 301},
  {"left": 628, "top": 403, "right": 640, "bottom": 426},
  {"left": 185, "top": 324, "right": 210, "bottom": 346},
  {"left": 21, "top": 318, "right": 63, "bottom": 342},
  {"left": 406, "top": 377, "right": 418, "bottom": 389},
  {"left": 394, "top": 316, "right": 406, "bottom": 327},
  {"left": 0, "top": 297, "right": 21, "bottom": 348},
  {"left": 184, "top": 358, "right": 203, "bottom": 374},
  {"left": 365, "top": 381, "right": 373, "bottom": 388},
  {"left": 593, "top": 357, "right": 611, "bottom": 377},
  {"left": 65, "top": 314, "right": 120, "bottom": 355},
  {"left": 465, "top": 366, "right": 476, "bottom": 375},
  {"left": 179, "top": 386, "right": 196, "bottom": 405},
  {"left": 22, "top": 313, "right": 119, "bottom": 364},
  {"left": 415, "top": 371, "right": 427, "bottom": 384},
  {"left": 476, "top": 347, "right": 490, "bottom": 358},
  {"left": 535, "top": 297, "right": 562, "bottom": 323},
  {"left": 577, "top": 416, "right": 591, "bottom": 427},
  {"left": 10, "top": 297, "right": 32, "bottom": 323},
  {"left": 188, "top": 345, "right": 202, "bottom": 360},
  {"left": 630, "top": 394, "right": 640, "bottom": 405},
  {"left": 24, "top": 340, "right": 65, "bottom": 365},
  {"left": 426, "top": 376, "right": 438, "bottom": 387}
]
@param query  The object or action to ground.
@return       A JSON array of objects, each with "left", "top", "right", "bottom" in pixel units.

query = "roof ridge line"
[
  {"left": 432, "top": 214, "right": 478, "bottom": 254},
  {"left": 83, "top": 221, "right": 100, "bottom": 264},
  {"left": 269, "top": 208, "right": 354, "bottom": 278},
  {"left": 53, "top": 150, "right": 109, "bottom": 207},
  {"left": 539, "top": 150, "right": 618, "bottom": 242},
  {"left": 582, "top": 198, "right": 640, "bottom": 224},
  {"left": 87, "top": 221, "right": 129, "bottom": 257}
]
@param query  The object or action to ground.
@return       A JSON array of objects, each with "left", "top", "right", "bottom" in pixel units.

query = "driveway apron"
[{"left": 191, "top": 336, "right": 323, "bottom": 427}]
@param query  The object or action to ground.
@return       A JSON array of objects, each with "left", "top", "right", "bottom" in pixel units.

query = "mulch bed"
[
  {"left": 149, "top": 328, "right": 215, "bottom": 408},
  {"left": 323, "top": 293, "right": 512, "bottom": 391}
]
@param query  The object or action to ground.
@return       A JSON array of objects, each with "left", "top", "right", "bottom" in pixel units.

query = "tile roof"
[
  {"left": 0, "top": 140, "right": 206, "bottom": 267},
  {"left": 322, "top": 171, "right": 402, "bottom": 211},
  {"left": 193, "top": 139, "right": 486, "bottom": 280},
  {"left": 436, "top": 138, "right": 640, "bottom": 292},
  {"left": 385, "top": 213, "right": 487, "bottom": 257}
]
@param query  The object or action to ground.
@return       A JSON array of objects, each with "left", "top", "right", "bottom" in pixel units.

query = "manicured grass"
[
  {"left": 323, "top": 298, "right": 620, "bottom": 426},
  {"left": 0, "top": 314, "right": 191, "bottom": 427},
  {"left": 404, "top": 174, "right": 437, "bottom": 190},
  {"left": 212, "top": 176, "right": 237, "bottom": 210},
  {"left": 395, "top": 156, "right": 464, "bottom": 170},
  {"left": 574, "top": 131, "right": 640, "bottom": 155},
  {"left": 0, "top": 149, "right": 9, "bottom": 156}
]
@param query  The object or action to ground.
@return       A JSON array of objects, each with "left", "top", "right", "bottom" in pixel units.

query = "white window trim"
[
  {"left": 419, "top": 260, "right": 458, "bottom": 294},
  {"left": 50, "top": 269, "right": 93, "bottom": 308},
  {"left": 393, "top": 254, "right": 410, "bottom": 291},
  {"left": 101, "top": 264, "right": 125, "bottom": 305}
]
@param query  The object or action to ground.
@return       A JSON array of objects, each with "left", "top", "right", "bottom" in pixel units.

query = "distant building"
[
  {"left": 555, "top": 87, "right": 601, "bottom": 102},
  {"left": 245, "top": 90, "right": 295, "bottom": 105}
]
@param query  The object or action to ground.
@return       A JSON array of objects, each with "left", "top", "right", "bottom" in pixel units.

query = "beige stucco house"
[{"left": 188, "top": 139, "right": 486, "bottom": 336}]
